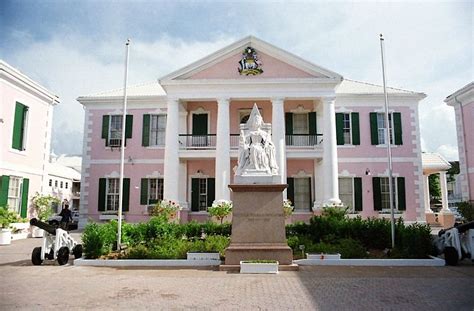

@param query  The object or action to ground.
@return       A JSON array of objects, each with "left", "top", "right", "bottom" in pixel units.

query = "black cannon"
[
  {"left": 30, "top": 218, "right": 57, "bottom": 235},
  {"left": 435, "top": 221, "right": 474, "bottom": 265},
  {"left": 29, "top": 218, "right": 82, "bottom": 265}
]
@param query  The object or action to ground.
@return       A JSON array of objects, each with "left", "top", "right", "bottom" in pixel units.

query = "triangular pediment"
[{"left": 160, "top": 36, "right": 342, "bottom": 82}]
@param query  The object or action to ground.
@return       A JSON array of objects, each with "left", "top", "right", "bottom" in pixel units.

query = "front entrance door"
[{"left": 192, "top": 114, "right": 208, "bottom": 147}]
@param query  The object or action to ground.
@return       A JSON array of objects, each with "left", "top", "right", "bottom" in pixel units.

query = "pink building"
[
  {"left": 77, "top": 36, "right": 427, "bottom": 226},
  {"left": 0, "top": 60, "right": 59, "bottom": 218},
  {"left": 445, "top": 82, "right": 474, "bottom": 202}
]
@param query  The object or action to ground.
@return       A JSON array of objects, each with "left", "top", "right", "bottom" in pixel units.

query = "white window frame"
[
  {"left": 106, "top": 178, "right": 120, "bottom": 211},
  {"left": 149, "top": 115, "right": 166, "bottom": 146},
  {"left": 380, "top": 177, "right": 399, "bottom": 211},
  {"left": 342, "top": 113, "right": 352, "bottom": 145},
  {"left": 7, "top": 176, "right": 22, "bottom": 214},
  {"left": 293, "top": 113, "right": 309, "bottom": 135},
  {"left": 377, "top": 113, "right": 394, "bottom": 145},
  {"left": 338, "top": 177, "right": 355, "bottom": 212},
  {"left": 293, "top": 177, "right": 311, "bottom": 211},
  {"left": 148, "top": 178, "right": 164, "bottom": 205},
  {"left": 109, "top": 115, "right": 123, "bottom": 147},
  {"left": 198, "top": 178, "right": 208, "bottom": 212}
]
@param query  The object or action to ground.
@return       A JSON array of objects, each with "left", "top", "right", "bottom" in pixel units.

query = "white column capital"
[
  {"left": 217, "top": 98, "right": 230, "bottom": 105},
  {"left": 271, "top": 97, "right": 285, "bottom": 105},
  {"left": 321, "top": 96, "right": 336, "bottom": 103},
  {"left": 167, "top": 97, "right": 180, "bottom": 104}
]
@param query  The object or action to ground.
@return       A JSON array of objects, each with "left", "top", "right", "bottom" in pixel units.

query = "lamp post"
[
  {"left": 380, "top": 34, "right": 395, "bottom": 249},
  {"left": 117, "top": 38, "right": 131, "bottom": 249}
]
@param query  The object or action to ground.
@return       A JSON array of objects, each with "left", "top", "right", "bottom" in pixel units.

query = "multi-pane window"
[
  {"left": 294, "top": 178, "right": 311, "bottom": 211},
  {"left": 293, "top": 114, "right": 309, "bottom": 134},
  {"left": 55, "top": 180, "right": 58, "bottom": 188},
  {"left": 60, "top": 181, "right": 63, "bottom": 189},
  {"left": 380, "top": 177, "right": 397, "bottom": 210},
  {"left": 65, "top": 182, "right": 68, "bottom": 189},
  {"left": 377, "top": 113, "right": 393, "bottom": 145},
  {"left": 7, "top": 177, "right": 22, "bottom": 214},
  {"left": 148, "top": 178, "right": 164, "bottom": 204},
  {"left": 198, "top": 179, "right": 207, "bottom": 211},
  {"left": 149, "top": 115, "right": 166, "bottom": 146},
  {"left": 106, "top": 178, "right": 120, "bottom": 211},
  {"left": 109, "top": 115, "right": 123, "bottom": 147},
  {"left": 49, "top": 179, "right": 52, "bottom": 187},
  {"left": 339, "top": 178, "right": 354, "bottom": 210},
  {"left": 343, "top": 113, "right": 351, "bottom": 144}
]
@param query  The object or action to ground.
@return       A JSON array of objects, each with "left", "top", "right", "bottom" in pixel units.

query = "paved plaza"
[{"left": 0, "top": 236, "right": 473, "bottom": 310}]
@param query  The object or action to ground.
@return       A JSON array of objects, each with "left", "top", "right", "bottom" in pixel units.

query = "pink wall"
[
  {"left": 189, "top": 51, "right": 318, "bottom": 79},
  {"left": 186, "top": 101, "right": 218, "bottom": 134},
  {"left": 461, "top": 102, "right": 474, "bottom": 199},
  {"left": 89, "top": 109, "right": 165, "bottom": 161},
  {"left": 229, "top": 100, "right": 272, "bottom": 133},
  {"left": 337, "top": 106, "right": 417, "bottom": 159}
]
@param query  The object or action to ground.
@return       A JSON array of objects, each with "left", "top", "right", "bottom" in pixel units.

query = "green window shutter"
[
  {"left": 308, "top": 112, "right": 317, "bottom": 135},
  {"left": 287, "top": 178, "right": 295, "bottom": 206},
  {"left": 98, "top": 178, "right": 106, "bottom": 211},
  {"left": 370, "top": 113, "right": 379, "bottom": 145},
  {"left": 0, "top": 175, "right": 10, "bottom": 207},
  {"left": 20, "top": 178, "right": 29, "bottom": 218},
  {"left": 12, "top": 102, "right": 27, "bottom": 150},
  {"left": 336, "top": 113, "right": 344, "bottom": 145},
  {"left": 397, "top": 177, "right": 406, "bottom": 211},
  {"left": 125, "top": 115, "right": 133, "bottom": 139},
  {"left": 207, "top": 178, "right": 215, "bottom": 208},
  {"left": 372, "top": 177, "right": 382, "bottom": 211},
  {"left": 351, "top": 113, "right": 360, "bottom": 145},
  {"left": 285, "top": 113, "right": 293, "bottom": 135},
  {"left": 140, "top": 178, "right": 148, "bottom": 205},
  {"left": 191, "top": 179, "right": 199, "bottom": 212},
  {"left": 393, "top": 112, "right": 403, "bottom": 145},
  {"left": 354, "top": 177, "right": 363, "bottom": 211},
  {"left": 102, "top": 115, "right": 109, "bottom": 147},
  {"left": 142, "top": 114, "right": 150, "bottom": 147},
  {"left": 122, "top": 178, "right": 130, "bottom": 212}
]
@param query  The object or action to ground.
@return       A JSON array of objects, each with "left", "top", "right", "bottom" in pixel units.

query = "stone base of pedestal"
[
  {"left": 225, "top": 184, "right": 293, "bottom": 265},
  {"left": 439, "top": 212, "right": 455, "bottom": 228},
  {"left": 224, "top": 243, "right": 293, "bottom": 265}
]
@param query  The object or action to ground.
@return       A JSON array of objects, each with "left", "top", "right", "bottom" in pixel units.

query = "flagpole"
[
  {"left": 118, "top": 38, "right": 131, "bottom": 249},
  {"left": 380, "top": 34, "right": 395, "bottom": 249}
]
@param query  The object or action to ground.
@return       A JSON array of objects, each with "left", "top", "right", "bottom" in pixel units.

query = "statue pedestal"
[{"left": 225, "top": 184, "right": 293, "bottom": 265}]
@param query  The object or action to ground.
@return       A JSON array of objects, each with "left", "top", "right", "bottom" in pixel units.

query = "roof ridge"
[
  {"left": 343, "top": 78, "right": 418, "bottom": 94},
  {"left": 93, "top": 80, "right": 159, "bottom": 96}
]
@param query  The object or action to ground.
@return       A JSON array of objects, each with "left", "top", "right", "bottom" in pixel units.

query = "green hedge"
[
  {"left": 286, "top": 216, "right": 433, "bottom": 259},
  {"left": 82, "top": 218, "right": 231, "bottom": 259}
]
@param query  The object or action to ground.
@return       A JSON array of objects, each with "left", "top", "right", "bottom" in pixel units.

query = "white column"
[
  {"left": 215, "top": 98, "right": 231, "bottom": 201},
  {"left": 440, "top": 171, "right": 450, "bottom": 213},
  {"left": 272, "top": 98, "right": 287, "bottom": 191},
  {"left": 423, "top": 174, "right": 433, "bottom": 213},
  {"left": 322, "top": 97, "right": 341, "bottom": 205},
  {"left": 163, "top": 98, "right": 180, "bottom": 202}
]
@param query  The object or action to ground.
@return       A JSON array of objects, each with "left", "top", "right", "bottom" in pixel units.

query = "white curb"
[
  {"left": 74, "top": 258, "right": 221, "bottom": 267},
  {"left": 294, "top": 256, "right": 445, "bottom": 267}
]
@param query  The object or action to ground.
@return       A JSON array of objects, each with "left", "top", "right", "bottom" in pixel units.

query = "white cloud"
[{"left": 436, "top": 144, "right": 459, "bottom": 161}]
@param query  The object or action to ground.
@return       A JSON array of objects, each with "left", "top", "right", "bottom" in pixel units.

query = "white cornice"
[
  {"left": 159, "top": 35, "right": 343, "bottom": 82},
  {"left": 445, "top": 82, "right": 474, "bottom": 106},
  {"left": 0, "top": 60, "right": 60, "bottom": 104}
]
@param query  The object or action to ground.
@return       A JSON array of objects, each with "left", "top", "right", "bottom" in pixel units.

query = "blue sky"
[{"left": 1, "top": 0, "right": 472, "bottom": 159}]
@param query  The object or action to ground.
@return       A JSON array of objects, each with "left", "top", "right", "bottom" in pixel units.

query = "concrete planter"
[
  {"left": 99, "top": 214, "right": 125, "bottom": 221},
  {"left": 74, "top": 258, "right": 221, "bottom": 267},
  {"left": 307, "top": 253, "right": 341, "bottom": 260},
  {"left": 295, "top": 256, "right": 445, "bottom": 266},
  {"left": 31, "top": 227, "right": 44, "bottom": 238},
  {"left": 187, "top": 252, "right": 220, "bottom": 261},
  {"left": 0, "top": 228, "right": 12, "bottom": 245},
  {"left": 240, "top": 261, "right": 279, "bottom": 274},
  {"left": 10, "top": 222, "right": 30, "bottom": 240}
]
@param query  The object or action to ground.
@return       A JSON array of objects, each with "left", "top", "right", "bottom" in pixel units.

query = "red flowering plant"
[{"left": 150, "top": 200, "right": 181, "bottom": 222}]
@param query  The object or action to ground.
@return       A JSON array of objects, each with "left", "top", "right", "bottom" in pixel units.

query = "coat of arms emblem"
[{"left": 238, "top": 47, "right": 263, "bottom": 76}]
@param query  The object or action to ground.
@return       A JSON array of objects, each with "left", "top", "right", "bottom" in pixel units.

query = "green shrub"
[
  {"left": 0, "top": 206, "right": 22, "bottom": 228},
  {"left": 82, "top": 223, "right": 106, "bottom": 259},
  {"left": 335, "top": 238, "right": 368, "bottom": 259},
  {"left": 458, "top": 201, "right": 474, "bottom": 222},
  {"left": 393, "top": 222, "right": 432, "bottom": 258}
]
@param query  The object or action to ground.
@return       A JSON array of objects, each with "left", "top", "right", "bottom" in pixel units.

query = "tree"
[{"left": 429, "top": 174, "right": 441, "bottom": 199}]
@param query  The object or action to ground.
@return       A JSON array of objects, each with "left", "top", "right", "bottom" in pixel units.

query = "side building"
[
  {"left": 77, "top": 36, "right": 426, "bottom": 226},
  {"left": 445, "top": 82, "right": 474, "bottom": 202},
  {"left": 0, "top": 60, "right": 59, "bottom": 218}
]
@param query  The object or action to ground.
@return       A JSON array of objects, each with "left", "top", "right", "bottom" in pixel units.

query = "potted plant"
[
  {"left": 240, "top": 260, "right": 279, "bottom": 274},
  {"left": 0, "top": 206, "right": 22, "bottom": 245},
  {"left": 31, "top": 193, "right": 59, "bottom": 238},
  {"left": 207, "top": 200, "right": 232, "bottom": 224}
]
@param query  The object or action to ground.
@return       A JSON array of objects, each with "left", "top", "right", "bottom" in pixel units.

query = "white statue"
[{"left": 236, "top": 104, "right": 278, "bottom": 176}]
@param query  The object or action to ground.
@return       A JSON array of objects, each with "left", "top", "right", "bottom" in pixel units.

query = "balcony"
[{"left": 178, "top": 134, "right": 323, "bottom": 150}]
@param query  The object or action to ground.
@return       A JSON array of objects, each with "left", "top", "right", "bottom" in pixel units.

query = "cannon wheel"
[
  {"left": 32, "top": 247, "right": 43, "bottom": 265},
  {"left": 73, "top": 244, "right": 83, "bottom": 259},
  {"left": 57, "top": 247, "right": 70, "bottom": 265},
  {"left": 444, "top": 247, "right": 459, "bottom": 266}
]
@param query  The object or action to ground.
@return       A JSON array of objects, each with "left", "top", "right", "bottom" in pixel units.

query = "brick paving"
[{"left": 0, "top": 236, "right": 473, "bottom": 310}]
